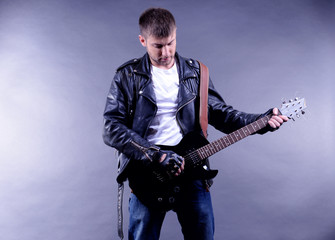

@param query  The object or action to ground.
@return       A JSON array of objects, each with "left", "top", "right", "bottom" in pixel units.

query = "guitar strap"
[
  {"left": 197, "top": 60, "right": 209, "bottom": 138},
  {"left": 197, "top": 60, "right": 214, "bottom": 192},
  {"left": 117, "top": 182, "right": 124, "bottom": 239}
]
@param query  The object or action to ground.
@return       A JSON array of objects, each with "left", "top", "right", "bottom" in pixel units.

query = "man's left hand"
[{"left": 268, "top": 108, "right": 288, "bottom": 129}]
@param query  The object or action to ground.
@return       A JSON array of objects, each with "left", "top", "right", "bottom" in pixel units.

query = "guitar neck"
[{"left": 195, "top": 114, "right": 272, "bottom": 160}]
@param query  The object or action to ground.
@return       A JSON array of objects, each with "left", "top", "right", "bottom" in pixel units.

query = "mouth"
[{"left": 160, "top": 56, "right": 170, "bottom": 62}]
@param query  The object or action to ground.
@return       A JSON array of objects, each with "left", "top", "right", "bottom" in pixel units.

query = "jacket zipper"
[
  {"left": 176, "top": 78, "right": 197, "bottom": 135},
  {"left": 130, "top": 139, "right": 160, "bottom": 162}
]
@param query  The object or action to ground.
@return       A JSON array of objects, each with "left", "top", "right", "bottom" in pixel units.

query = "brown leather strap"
[{"left": 197, "top": 60, "right": 209, "bottom": 138}]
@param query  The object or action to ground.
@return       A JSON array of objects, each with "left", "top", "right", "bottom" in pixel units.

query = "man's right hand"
[{"left": 153, "top": 150, "right": 185, "bottom": 177}]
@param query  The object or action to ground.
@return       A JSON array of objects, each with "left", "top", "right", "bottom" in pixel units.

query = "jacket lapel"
[
  {"left": 133, "top": 52, "right": 198, "bottom": 108},
  {"left": 177, "top": 81, "right": 196, "bottom": 110}
]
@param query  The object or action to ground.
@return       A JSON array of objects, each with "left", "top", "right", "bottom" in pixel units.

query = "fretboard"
[{"left": 193, "top": 115, "right": 271, "bottom": 161}]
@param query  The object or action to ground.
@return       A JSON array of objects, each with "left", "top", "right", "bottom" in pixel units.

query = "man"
[{"left": 103, "top": 8, "right": 287, "bottom": 240}]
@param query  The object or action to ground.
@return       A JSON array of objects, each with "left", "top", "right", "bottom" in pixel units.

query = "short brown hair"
[{"left": 139, "top": 8, "right": 176, "bottom": 38}]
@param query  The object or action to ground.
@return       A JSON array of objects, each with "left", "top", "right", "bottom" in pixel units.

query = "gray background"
[{"left": 0, "top": 0, "right": 334, "bottom": 239}]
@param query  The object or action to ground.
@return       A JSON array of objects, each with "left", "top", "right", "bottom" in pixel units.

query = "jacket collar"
[
  {"left": 134, "top": 52, "right": 197, "bottom": 107},
  {"left": 134, "top": 52, "right": 198, "bottom": 80}
]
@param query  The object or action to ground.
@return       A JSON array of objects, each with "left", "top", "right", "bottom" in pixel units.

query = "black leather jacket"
[{"left": 103, "top": 52, "right": 270, "bottom": 183}]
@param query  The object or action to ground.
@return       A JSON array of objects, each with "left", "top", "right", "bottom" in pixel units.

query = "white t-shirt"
[{"left": 147, "top": 63, "right": 183, "bottom": 146}]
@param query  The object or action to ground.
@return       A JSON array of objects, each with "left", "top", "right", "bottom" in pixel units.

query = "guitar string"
[{"left": 183, "top": 115, "right": 271, "bottom": 167}]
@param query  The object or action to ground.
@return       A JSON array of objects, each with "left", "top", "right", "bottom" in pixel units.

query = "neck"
[{"left": 151, "top": 57, "right": 175, "bottom": 70}]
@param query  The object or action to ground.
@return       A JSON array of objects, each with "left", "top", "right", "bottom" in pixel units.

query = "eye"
[{"left": 168, "top": 41, "right": 174, "bottom": 46}]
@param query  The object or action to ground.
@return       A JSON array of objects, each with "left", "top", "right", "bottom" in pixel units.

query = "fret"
[
  {"left": 206, "top": 145, "right": 213, "bottom": 157},
  {"left": 203, "top": 148, "right": 208, "bottom": 159},
  {"left": 196, "top": 151, "right": 203, "bottom": 163},
  {"left": 198, "top": 149, "right": 205, "bottom": 159},
  {"left": 201, "top": 148, "right": 205, "bottom": 159},
  {"left": 233, "top": 131, "right": 240, "bottom": 141},
  {"left": 247, "top": 124, "right": 254, "bottom": 134},
  {"left": 201, "top": 148, "right": 207, "bottom": 159},
  {"left": 231, "top": 132, "right": 238, "bottom": 142},
  {"left": 249, "top": 123, "right": 256, "bottom": 133},
  {"left": 203, "top": 146, "right": 209, "bottom": 158},
  {"left": 202, "top": 148, "right": 207, "bottom": 159},
  {"left": 239, "top": 127, "right": 247, "bottom": 138},
  {"left": 219, "top": 138, "right": 227, "bottom": 149},
  {"left": 220, "top": 139, "right": 226, "bottom": 148},
  {"left": 213, "top": 141, "right": 221, "bottom": 152},
  {"left": 187, "top": 115, "right": 272, "bottom": 162},
  {"left": 223, "top": 136, "right": 231, "bottom": 146},
  {"left": 244, "top": 127, "right": 251, "bottom": 135},
  {"left": 236, "top": 129, "right": 243, "bottom": 140},
  {"left": 262, "top": 118, "right": 267, "bottom": 127},
  {"left": 188, "top": 155, "right": 194, "bottom": 164},
  {"left": 264, "top": 116, "right": 270, "bottom": 124},
  {"left": 208, "top": 145, "right": 215, "bottom": 155},
  {"left": 227, "top": 134, "right": 235, "bottom": 145},
  {"left": 204, "top": 146, "right": 211, "bottom": 158},
  {"left": 259, "top": 117, "right": 267, "bottom": 128},
  {"left": 262, "top": 116, "right": 270, "bottom": 126}
]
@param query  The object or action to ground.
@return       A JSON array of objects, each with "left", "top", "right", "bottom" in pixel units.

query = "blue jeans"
[{"left": 128, "top": 180, "right": 214, "bottom": 240}]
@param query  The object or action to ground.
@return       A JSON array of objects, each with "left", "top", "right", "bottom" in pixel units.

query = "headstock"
[{"left": 280, "top": 97, "right": 307, "bottom": 121}]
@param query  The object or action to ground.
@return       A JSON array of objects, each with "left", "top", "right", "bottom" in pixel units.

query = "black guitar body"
[
  {"left": 127, "top": 97, "right": 307, "bottom": 210},
  {"left": 172, "top": 131, "right": 219, "bottom": 180},
  {"left": 128, "top": 131, "right": 218, "bottom": 211}
]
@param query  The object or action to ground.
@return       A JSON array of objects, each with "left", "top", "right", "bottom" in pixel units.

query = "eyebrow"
[{"left": 152, "top": 39, "right": 175, "bottom": 48}]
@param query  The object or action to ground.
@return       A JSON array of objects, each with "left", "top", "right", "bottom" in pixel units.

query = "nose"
[{"left": 162, "top": 46, "right": 169, "bottom": 56}]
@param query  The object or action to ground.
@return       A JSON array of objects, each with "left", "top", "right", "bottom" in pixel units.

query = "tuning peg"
[
  {"left": 289, "top": 99, "right": 293, "bottom": 103},
  {"left": 294, "top": 97, "right": 299, "bottom": 101},
  {"left": 301, "top": 110, "right": 305, "bottom": 115}
]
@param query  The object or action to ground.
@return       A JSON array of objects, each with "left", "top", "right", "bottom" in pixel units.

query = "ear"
[{"left": 139, "top": 35, "right": 146, "bottom": 47}]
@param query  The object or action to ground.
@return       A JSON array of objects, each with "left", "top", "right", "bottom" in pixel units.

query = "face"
[{"left": 139, "top": 28, "right": 176, "bottom": 70}]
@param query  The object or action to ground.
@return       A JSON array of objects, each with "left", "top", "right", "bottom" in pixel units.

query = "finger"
[
  {"left": 272, "top": 108, "right": 279, "bottom": 115},
  {"left": 268, "top": 119, "right": 281, "bottom": 128},
  {"left": 272, "top": 115, "right": 284, "bottom": 124},
  {"left": 280, "top": 115, "right": 289, "bottom": 121},
  {"left": 173, "top": 166, "right": 181, "bottom": 176},
  {"left": 169, "top": 166, "right": 177, "bottom": 176},
  {"left": 176, "top": 159, "right": 185, "bottom": 176},
  {"left": 268, "top": 120, "right": 277, "bottom": 128},
  {"left": 180, "top": 159, "right": 185, "bottom": 171},
  {"left": 159, "top": 153, "right": 167, "bottom": 163},
  {"left": 272, "top": 108, "right": 289, "bottom": 122}
]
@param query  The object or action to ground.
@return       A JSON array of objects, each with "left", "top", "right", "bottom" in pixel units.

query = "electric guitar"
[{"left": 130, "top": 97, "right": 307, "bottom": 210}]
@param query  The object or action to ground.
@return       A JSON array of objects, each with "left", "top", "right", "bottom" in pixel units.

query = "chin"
[{"left": 160, "top": 58, "right": 173, "bottom": 65}]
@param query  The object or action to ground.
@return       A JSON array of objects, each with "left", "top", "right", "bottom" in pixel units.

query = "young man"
[{"left": 103, "top": 8, "right": 287, "bottom": 240}]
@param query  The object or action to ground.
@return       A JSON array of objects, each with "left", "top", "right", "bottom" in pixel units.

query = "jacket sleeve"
[
  {"left": 207, "top": 78, "right": 273, "bottom": 134},
  {"left": 102, "top": 70, "right": 160, "bottom": 166}
]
